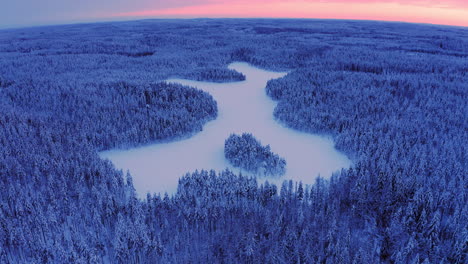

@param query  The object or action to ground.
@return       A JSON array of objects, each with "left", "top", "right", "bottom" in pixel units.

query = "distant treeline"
[{"left": 0, "top": 19, "right": 466, "bottom": 263}]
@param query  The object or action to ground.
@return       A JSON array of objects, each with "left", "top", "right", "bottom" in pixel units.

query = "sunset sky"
[{"left": 1, "top": 0, "right": 467, "bottom": 28}]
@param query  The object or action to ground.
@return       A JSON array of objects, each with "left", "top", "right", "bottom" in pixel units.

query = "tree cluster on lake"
[
  {"left": 225, "top": 133, "right": 286, "bottom": 176},
  {"left": 0, "top": 19, "right": 466, "bottom": 263},
  {"left": 189, "top": 68, "right": 246, "bottom": 83}
]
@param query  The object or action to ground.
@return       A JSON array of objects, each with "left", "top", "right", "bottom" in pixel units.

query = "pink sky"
[
  {"left": 114, "top": 0, "right": 468, "bottom": 27},
  {"left": 1, "top": 0, "right": 467, "bottom": 28}
]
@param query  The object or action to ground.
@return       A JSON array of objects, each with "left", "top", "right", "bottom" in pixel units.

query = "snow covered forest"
[
  {"left": 0, "top": 19, "right": 467, "bottom": 263},
  {"left": 225, "top": 133, "right": 286, "bottom": 176}
]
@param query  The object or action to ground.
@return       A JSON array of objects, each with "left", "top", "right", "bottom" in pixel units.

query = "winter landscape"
[
  {"left": 0, "top": 14, "right": 467, "bottom": 264},
  {"left": 100, "top": 62, "right": 350, "bottom": 196}
]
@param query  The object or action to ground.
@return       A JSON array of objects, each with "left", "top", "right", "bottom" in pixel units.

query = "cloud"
[{"left": 245, "top": 0, "right": 468, "bottom": 8}]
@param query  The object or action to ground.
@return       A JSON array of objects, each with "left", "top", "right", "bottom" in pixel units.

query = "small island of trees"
[{"left": 224, "top": 133, "right": 286, "bottom": 176}]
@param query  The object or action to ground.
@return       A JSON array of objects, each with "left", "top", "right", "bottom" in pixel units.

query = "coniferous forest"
[
  {"left": 225, "top": 133, "right": 287, "bottom": 176},
  {"left": 0, "top": 19, "right": 467, "bottom": 263}
]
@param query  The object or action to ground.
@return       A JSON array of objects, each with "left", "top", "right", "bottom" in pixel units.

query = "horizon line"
[{"left": 1, "top": 17, "right": 467, "bottom": 31}]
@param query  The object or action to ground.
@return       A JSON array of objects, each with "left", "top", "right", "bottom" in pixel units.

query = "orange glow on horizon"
[{"left": 113, "top": 1, "right": 468, "bottom": 27}]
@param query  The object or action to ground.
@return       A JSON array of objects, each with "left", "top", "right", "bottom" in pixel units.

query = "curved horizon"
[
  {"left": 114, "top": 1, "right": 468, "bottom": 28},
  {"left": 1, "top": 0, "right": 467, "bottom": 29}
]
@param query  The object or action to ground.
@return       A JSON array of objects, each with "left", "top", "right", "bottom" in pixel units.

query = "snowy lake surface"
[{"left": 100, "top": 62, "right": 351, "bottom": 196}]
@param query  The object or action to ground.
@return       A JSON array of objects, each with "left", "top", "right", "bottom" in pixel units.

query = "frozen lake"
[{"left": 100, "top": 62, "right": 351, "bottom": 196}]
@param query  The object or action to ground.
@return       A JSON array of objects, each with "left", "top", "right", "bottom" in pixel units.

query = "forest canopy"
[
  {"left": 0, "top": 19, "right": 466, "bottom": 263},
  {"left": 224, "top": 133, "right": 287, "bottom": 176}
]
